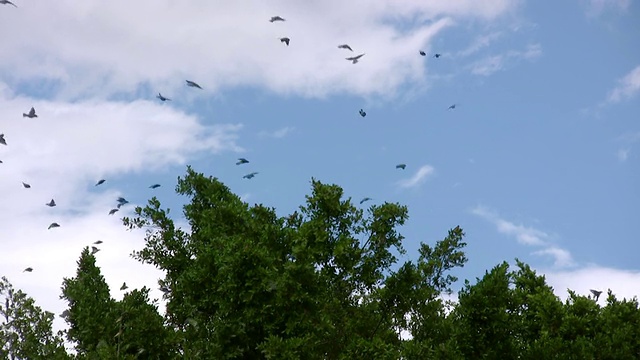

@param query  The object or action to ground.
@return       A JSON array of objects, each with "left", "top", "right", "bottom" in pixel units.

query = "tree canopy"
[{"left": 1, "top": 167, "right": 638, "bottom": 359}]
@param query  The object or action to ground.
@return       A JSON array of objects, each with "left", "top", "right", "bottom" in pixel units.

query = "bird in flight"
[
  {"left": 346, "top": 54, "right": 365, "bottom": 64},
  {"left": 91, "top": 246, "right": 100, "bottom": 255},
  {"left": 93, "top": 240, "right": 103, "bottom": 245},
  {"left": 156, "top": 93, "right": 171, "bottom": 101},
  {"left": 95, "top": 179, "right": 106, "bottom": 186},
  {"left": 0, "top": 134, "right": 6, "bottom": 146},
  {"left": 280, "top": 37, "right": 290, "bottom": 46},
  {"left": 23, "top": 267, "right": 33, "bottom": 273},
  {"left": 338, "top": 44, "right": 353, "bottom": 51},
  {"left": 109, "top": 208, "right": 119, "bottom": 215},
  {"left": 46, "top": 199, "right": 56, "bottom": 207},
  {"left": 236, "top": 158, "right": 249, "bottom": 165},
  {"left": 186, "top": 80, "right": 203, "bottom": 89},
  {"left": 396, "top": 164, "right": 406, "bottom": 170},
  {"left": 269, "top": 16, "right": 285, "bottom": 22},
  {"left": 0, "top": 1, "right": 17, "bottom": 8},
  {"left": 22, "top": 182, "right": 31, "bottom": 189},
  {"left": 434, "top": 53, "right": 442, "bottom": 58},
  {"left": 359, "top": 109, "right": 366, "bottom": 117},
  {"left": 243, "top": 172, "right": 258, "bottom": 179},
  {"left": 116, "top": 197, "right": 129, "bottom": 208},
  {"left": 448, "top": 104, "right": 457, "bottom": 110},
  {"left": 48, "top": 222, "right": 60, "bottom": 229},
  {"left": 23, "top": 107, "right": 37, "bottom": 118},
  {"left": 120, "top": 282, "right": 128, "bottom": 291},
  {"left": 590, "top": 289, "right": 603, "bottom": 301},
  {"left": 149, "top": 184, "right": 161, "bottom": 189},
  {"left": 360, "top": 197, "right": 372, "bottom": 204}
]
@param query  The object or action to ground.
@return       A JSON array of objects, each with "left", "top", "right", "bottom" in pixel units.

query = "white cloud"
[
  {"left": 607, "top": 65, "right": 640, "bottom": 103},
  {"left": 258, "top": 126, "right": 294, "bottom": 139},
  {"left": 471, "top": 206, "right": 574, "bottom": 268},
  {"left": 584, "top": 0, "right": 631, "bottom": 17},
  {"left": 0, "top": 0, "right": 521, "bottom": 100},
  {"left": 617, "top": 148, "right": 630, "bottom": 162},
  {"left": 456, "top": 32, "right": 503, "bottom": 57},
  {"left": 469, "top": 43, "right": 541, "bottom": 76},
  {"left": 397, "top": 165, "right": 435, "bottom": 189}
]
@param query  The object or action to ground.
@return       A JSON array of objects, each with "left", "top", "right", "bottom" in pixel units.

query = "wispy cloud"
[
  {"left": 607, "top": 65, "right": 640, "bottom": 103},
  {"left": 258, "top": 126, "right": 294, "bottom": 139},
  {"left": 614, "top": 131, "right": 640, "bottom": 162},
  {"left": 397, "top": 165, "right": 435, "bottom": 189},
  {"left": 584, "top": 0, "right": 631, "bottom": 17},
  {"left": 471, "top": 205, "right": 574, "bottom": 268},
  {"left": 456, "top": 32, "right": 503, "bottom": 57},
  {"left": 469, "top": 43, "right": 542, "bottom": 76},
  {"left": 616, "top": 148, "right": 630, "bottom": 162}
]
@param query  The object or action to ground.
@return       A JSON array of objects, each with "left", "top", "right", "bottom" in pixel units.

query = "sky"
[{"left": 0, "top": 0, "right": 638, "bottom": 336}]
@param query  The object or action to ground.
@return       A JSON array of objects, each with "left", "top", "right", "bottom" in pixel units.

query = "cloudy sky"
[{"left": 0, "top": 0, "right": 638, "bottom": 334}]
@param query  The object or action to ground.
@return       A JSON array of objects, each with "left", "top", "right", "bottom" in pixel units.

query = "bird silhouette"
[
  {"left": 434, "top": 53, "right": 442, "bottom": 58},
  {"left": 23, "top": 107, "right": 37, "bottom": 118},
  {"left": 22, "top": 182, "right": 31, "bottom": 189},
  {"left": 46, "top": 199, "right": 56, "bottom": 207},
  {"left": 149, "top": 184, "right": 161, "bottom": 189},
  {"left": 243, "top": 172, "right": 258, "bottom": 179},
  {"left": 346, "top": 54, "right": 365, "bottom": 64},
  {"left": 109, "top": 208, "right": 119, "bottom": 215},
  {"left": 360, "top": 197, "right": 372, "bottom": 204},
  {"left": 95, "top": 179, "right": 106, "bottom": 186},
  {"left": 156, "top": 93, "right": 171, "bottom": 101},
  {"left": 448, "top": 104, "right": 457, "bottom": 110},
  {"left": 396, "top": 164, "right": 406, "bottom": 170},
  {"left": 186, "top": 80, "right": 203, "bottom": 89},
  {"left": 590, "top": 289, "right": 603, "bottom": 301},
  {"left": 280, "top": 37, "right": 290, "bottom": 46},
  {"left": 48, "top": 222, "right": 60, "bottom": 229},
  {"left": 0, "top": 134, "right": 6, "bottom": 146},
  {"left": 359, "top": 109, "right": 366, "bottom": 117},
  {"left": 23, "top": 267, "right": 33, "bottom": 272},
  {"left": 419, "top": 51, "right": 426, "bottom": 56},
  {"left": 120, "top": 282, "right": 128, "bottom": 291},
  {"left": 116, "top": 197, "right": 129, "bottom": 205},
  {"left": 269, "top": 16, "right": 285, "bottom": 22},
  {"left": 236, "top": 158, "right": 249, "bottom": 165},
  {"left": 338, "top": 44, "right": 353, "bottom": 51},
  {"left": 0, "top": 0, "right": 17, "bottom": 7},
  {"left": 91, "top": 246, "right": 100, "bottom": 255},
  {"left": 93, "top": 240, "right": 103, "bottom": 245}
]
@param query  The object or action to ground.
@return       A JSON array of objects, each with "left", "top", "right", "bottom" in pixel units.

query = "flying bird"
[
  {"left": 93, "top": 240, "right": 103, "bottom": 245},
  {"left": 46, "top": 199, "right": 56, "bottom": 207},
  {"left": 116, "top": 197, "right": 128, "bottom": 204},
  {"left": 346, "top": 53, "right": 365, "bottom": 64},
  {"left": 95, "top": 179, "right": 106, "bottom": 186},
  {"left": 156, "top": 93, "right": 171, "bottom": 101},
  {"left": 120, "top": 282, "right": 128, "bottom": 291},
  {"left": 109, "top": 208, "right": 119, "bottom": 215},
  {"left": 269, "top": 16, "right": 285, "bottom": 22},
  {"left": 186, "top": 80, "right": 203, "bottom": 89},
  {"left": 448, "top": 104, "right": 457, "bottom": 110},
  {"left": 590, "top": 289, "right": 603, "bottom": 301},
  {"left": 91, "top": 246, "right": 100, "bottom": 255},
  {"left": 23, "top": 107, "right": 37, "bottom": 118},
  {"left": 243, "top": 172, "right": 258, "bottom": 179},
  {"left": 338, "top": 44, "right": 353, "bottom": 51},
  {"left": 236, "top": 158, "right": 249, "bottom": 165},
  {"left": 434, "top": 53, "right": 442, "bottom": 58},
  {"left": 359, "top": 109, "right": 366, "bottom": 117},
  {"left": 149, "top": 184, "right": 161, "bottom": 189},
  {"left": 0, "top": 1, "right": 17, "bottom": 8},
  {"left": 23, "top": 267, "right": 33, "bottom": 272},
  {"left": 396, "top": 164, "right": 406, "bottom": 170},
  {"left": 360, "top": 197, "right": 372, "bottom": 204},
  {"left": 419, "top": 51, "right": 426, "bottom": 56},
  {"left": 22, "top": 182, "right": 31, "bottom": 189},
  {"left": 280, "top": 37, "right": 290, "bottom": 46},
  {"left": 48, "top": 222, "right": 60, "bottom": 229},
  {"left": 0, "top": 134, "right": 6, "bottom": 145}
]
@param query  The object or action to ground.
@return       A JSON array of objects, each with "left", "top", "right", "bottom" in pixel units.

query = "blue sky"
[{"left": 0, "top": 0, "right": 638, "bottom": 333}]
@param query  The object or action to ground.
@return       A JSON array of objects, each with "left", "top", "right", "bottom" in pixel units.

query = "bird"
[
  {"left": 48, "top": 222, "right": 60, "bottom": 229},
  {"left": 0, "top": 160, "right": 3, "bottom": 164},
  {"left": 236, "top": 158, "right": 249, "bottom": 165},
  {"left": 346, "top": 54, "right": 365, "bottom": 64},
  {"left": 243, "top": 172, "right": 258, "bottom": 179},
  {"left": 149, "top": 184, "right": 161, "bottom": 189},
  {"left": 116, "top": 196, "right": 128, "bottom": 205},
  {"left": 117, "top": 202, "right": 128, "bottom": 209},
  {"left": 109, "top": 208, "right": 119, "bottom": 215},
  {"left": 434, "top": 53, "right": 442, "bottom": 58},
  {"left": 396, "top": 164, "right": 406, "bottom": 170},
  {"left": 22, "top": 182, "right": 31, "bottom": 189},
  {"left": 156, "top": 93, "right": 171, "bottom": 101},
  {"left": 186, "top": 80, "right": 203, "bottom": 89},
  {"left": 93, "top": 240, "right": 103, "bottom": 245},
  {"left": 338, "top": 44, "right": 353, "bottom": 51},
  {"left": 0, "top": 134, "right": 6, "bottom": 145},
  {"left": 448, "top": 104, "right": 457, "bottom": 110},
  {"left": 590, "top": 289, "right": 603, "bottom": 301},
  {"left": 359, "top": 109, "right": 366, "bottom": 117},
  {"left": 280, "top": 37, "right": 290, "bottom": 46},
  {"left": 120, "top": 282, "right": 128, "bottom": 291},
  {"left": 269, "top": 16, "right": 285, "bottom": 22},
  {"left": 46, "top": 199, "right": 56, "bottom": 207},
  {"left": 23, "top": 107, "right": 37, "bottom": 118},
  {"left": 91, "top": 246, "right": 100, "bottom": 255},
  {"left": 0, "top": 1, "right": 17, "bottom": 8},
  {"left": 23, "top": 267, "right": 33, "bottom": 273},
  {"left": 419, "top": 51, "right": 426, "bottom": 56},
  {"left": 95, "top": 179, "right": 106, "bottom": 186},
  {"left": 360, "top": 197, "right": 372, "bottom": 204}
]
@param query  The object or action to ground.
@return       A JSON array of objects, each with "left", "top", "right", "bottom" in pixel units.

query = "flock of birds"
[{"left": 0, "top": 10, "right": 605, "bottom": 303}]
